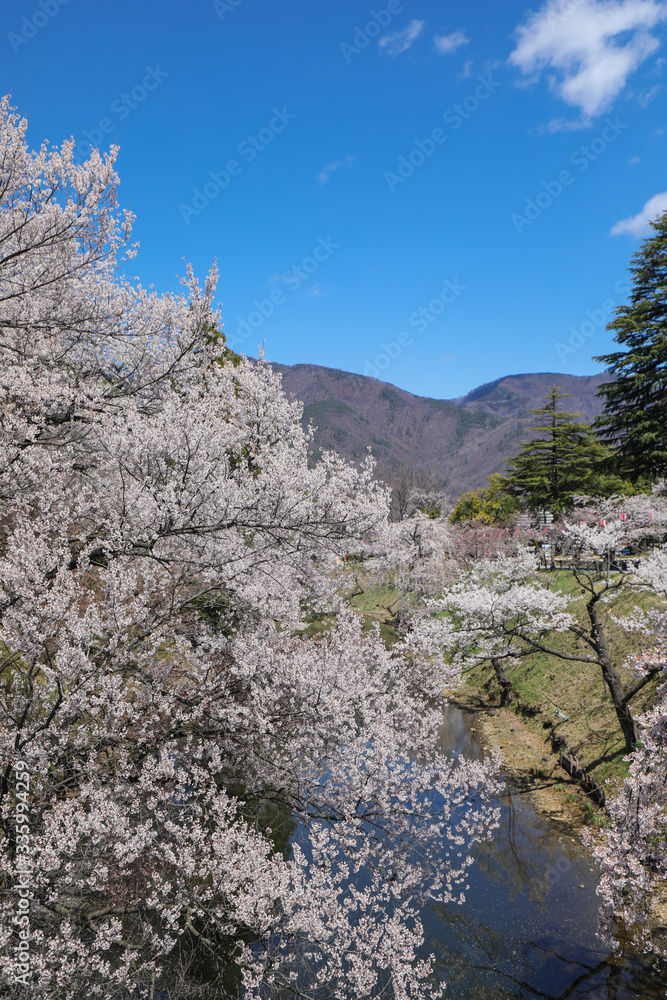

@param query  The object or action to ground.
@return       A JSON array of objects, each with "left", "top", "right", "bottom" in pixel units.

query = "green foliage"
[
  {"left": 379, "top": 386, "right": 404, "bottom": 413},
  {"left": 302, "top": 398, "right": 355, "bottom": 420},
  {"left": 449, "top": 473, "right": 520, "bottom": 525},
  {"left": 418, "top": 501, "right": 443, "bottom": 519},
  {"left": 202, "top": 321, "right": 244, "bottom": 374},
  {"left": 594, "top": 210, "right": 667, "bottom": 481},
  {"left": 502, "top": 387, "right": 631, "bottom": 513},
  {"left": 453, "top": 409, "right": 500, "bottom": 445},
  {"left": 449, "top": 490, "right": 485, "bottom": 524},
  {"left": 582, "top": 801, "right": 608, "bottom": 827}
]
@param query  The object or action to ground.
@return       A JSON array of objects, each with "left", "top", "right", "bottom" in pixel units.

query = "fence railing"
[{"left": 559, "top": 750, "right": 606, "bottom": 807}]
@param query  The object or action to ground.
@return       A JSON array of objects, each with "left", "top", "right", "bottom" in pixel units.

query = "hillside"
[{"left": 270, "top": 363, "right": 610, "bottom": 496}]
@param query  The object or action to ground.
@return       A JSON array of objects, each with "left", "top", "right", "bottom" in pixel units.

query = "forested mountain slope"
[{"left": 270, "top": 363, "right": 609, "bottom": 495}]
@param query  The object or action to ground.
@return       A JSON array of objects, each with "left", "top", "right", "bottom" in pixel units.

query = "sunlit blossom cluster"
[{"left": 0, "top": 98, "right": 502, "bottom": 999}]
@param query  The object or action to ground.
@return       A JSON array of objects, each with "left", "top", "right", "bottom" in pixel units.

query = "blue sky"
[{"left": 3, "top": 0, "right": 666, "bottom": 399}]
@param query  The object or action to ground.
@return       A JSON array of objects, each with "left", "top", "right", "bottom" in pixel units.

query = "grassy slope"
[
  {"left": 461, "top": 571, "right": 663, "bottom": 793},
  {"left": 348, "top": 567, "right": 664, "bottom": 797}
]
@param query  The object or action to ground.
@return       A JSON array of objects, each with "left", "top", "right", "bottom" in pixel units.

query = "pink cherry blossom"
[{"left": 0, "top": 98, "right": 501, "bottom": 999}]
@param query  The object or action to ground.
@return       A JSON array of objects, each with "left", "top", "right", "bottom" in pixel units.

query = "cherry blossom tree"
[
  {"left": 554, "top": 492, "right": 667, "bottom": 749},
  {"left": 360, "top": 512, "right": 529, "bottom": 625},
  {"left": 410, "top": 492, "right": 667, "bottom": 751},
  {"left": 380, "top": 466, "right": 449, "bottom": 523},
  {"left": 406, "top": 550, "right": 574, "bottom": 705},
  {"left": 0, "top": 98, "right": 502, "bottom": 999},
  {"left": 584, "top": 547, "right": 667, "bottom": 961},
  {"left": 406, "top": 498, "right": 667, "bottom": 970}
]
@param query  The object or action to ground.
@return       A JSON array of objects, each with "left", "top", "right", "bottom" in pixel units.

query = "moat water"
[{"left": 426, "top": 705, "right": 665, "bottom": 999}]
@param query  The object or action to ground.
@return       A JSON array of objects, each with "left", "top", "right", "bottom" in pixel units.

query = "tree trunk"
[
  {"left": 491, "top": 658, "right": 514, "bottom": 706},
  {"left": 586, "top": 598, "right": 640, "bottom": 753}
]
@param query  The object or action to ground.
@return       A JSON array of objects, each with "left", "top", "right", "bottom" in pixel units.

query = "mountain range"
[{"left": 270, "top": 363, "right": 610, "bottom": 497}]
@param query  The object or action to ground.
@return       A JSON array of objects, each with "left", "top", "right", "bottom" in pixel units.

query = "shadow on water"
[{"left": 426, "top": 705, "right": 666, "bottom": 999}]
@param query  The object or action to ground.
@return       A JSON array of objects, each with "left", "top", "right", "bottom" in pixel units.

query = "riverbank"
[
  {"left": 349, "top": 576, "right": 667, "bottom": 942},
  {"left": 449, "top": 686, "right": 602, "bottom": 838},
  {"left": 451, "top": 685, "right": 667, "bottom": 935}
]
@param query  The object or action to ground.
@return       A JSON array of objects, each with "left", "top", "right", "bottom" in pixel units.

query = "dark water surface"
[{"left": 429, "top": 705, "right": 665, "bottom": 999}]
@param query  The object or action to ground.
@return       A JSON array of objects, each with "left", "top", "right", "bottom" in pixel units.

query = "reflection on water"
[
  {"left": 428, "top": 705, "right": 666, "bottom": 999},
  {"left": 174, "top": 707, "right": 665, "bottom": 998}
]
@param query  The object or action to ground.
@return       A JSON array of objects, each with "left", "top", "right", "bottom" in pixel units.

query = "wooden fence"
[{"left": 559, "top": 751, "right": 606, "bottom": 807}]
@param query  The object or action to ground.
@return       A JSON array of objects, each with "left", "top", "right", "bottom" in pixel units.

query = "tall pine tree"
[
  {"left": 594, "top": 210, "right": 667, "bottom": 481},
  {"left": 504, "top": 387, "right": 625, "bottom": 512}
]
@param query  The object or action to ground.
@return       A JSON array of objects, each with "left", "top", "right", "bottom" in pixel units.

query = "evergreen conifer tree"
[
  {"left": 594, "top": 210, "right": 667, "bottom": 481},
  {"left": 504, "top": 387, "right": 626, "bottom": 512}
]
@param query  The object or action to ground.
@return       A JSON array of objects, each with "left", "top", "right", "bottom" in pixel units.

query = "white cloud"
[
  {"left": 628, "top": 153, "right": 642, "bottom": 162},
  {"left": 317, "top": 155, "right": 354, "bottom": 184},
  {"left": 610, "top": 190, "right": 667, "bottom": 234},
  {"left": 378, "top": 19, "right": 425, "bottom": 56},
  {"left": 434, "top": 30, "right": 470, "bottom": 54},
  {"left": 509, "top": 0, "right": 667, "bottom": 120}
]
